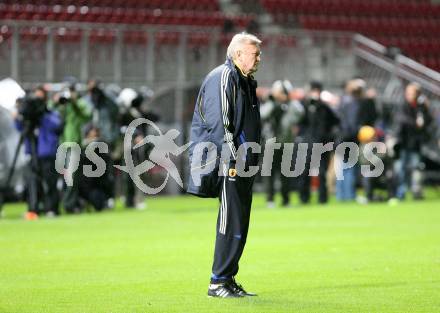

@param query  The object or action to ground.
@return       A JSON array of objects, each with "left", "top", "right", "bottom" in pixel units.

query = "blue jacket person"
[{"left": 187, "top": 33, "right": 262, "bottom": 298}]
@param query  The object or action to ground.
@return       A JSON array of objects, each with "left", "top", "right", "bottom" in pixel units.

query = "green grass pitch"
[{"left": 1, "top": 193, "right": 440, "bottom": 313}]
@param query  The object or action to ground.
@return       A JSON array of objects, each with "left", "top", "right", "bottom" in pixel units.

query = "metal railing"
[
  {"left": 0, "top": 20, "right": 356, "bottom": 88},
  {"left": 353, "top": 34, "right": 440, "bottom": 163},
  {"left": 353, "top": 34, "right": 440, "bottom": 100}
]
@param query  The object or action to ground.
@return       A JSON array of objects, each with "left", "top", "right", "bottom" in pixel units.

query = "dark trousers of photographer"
[
  {"left": 26, "top": 157, "right": 59, "bottom": 214},
  {"left": 299, "top": 144, "right": 331, "bottom": 204},
  {"left": 124, "top": 145, "right": 148, "bottom": 208},
  {"left": 63, "top": 149, "right": 81, "bottom": 213},
  {"left": 40, "top": 157, "right": 60, "bottom": 214},
  {"left": 265, "top": 147, "right": 291, "bottom": 206},
  {"left": 26, "top": 158, "right": 42, "bottom": 213}
]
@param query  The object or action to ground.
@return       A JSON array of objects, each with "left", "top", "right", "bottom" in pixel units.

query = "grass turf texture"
[{"left": 1, "top": 193, "right": 440, "bottom": 313}]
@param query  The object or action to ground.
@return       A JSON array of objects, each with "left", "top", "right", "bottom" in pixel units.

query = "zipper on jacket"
[
  {"left": 233, "top": 85, "right": 236, "bottom": 107},
  {"left": 190, "top": 156, "right": 219, "bottom": 170}
]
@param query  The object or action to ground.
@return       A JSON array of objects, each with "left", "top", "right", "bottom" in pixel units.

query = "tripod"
[{"left": 0, "top": 122, "right": 41, "bottom": 216}]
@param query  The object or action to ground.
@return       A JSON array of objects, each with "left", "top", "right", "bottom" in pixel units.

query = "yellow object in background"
[{"left": 358, "top": 125, "right": 376, "bottom": 143}]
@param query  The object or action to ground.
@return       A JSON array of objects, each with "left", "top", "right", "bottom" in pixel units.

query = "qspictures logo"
[{"left": 55, "top": 118, "right": 386, "bottom": 194}]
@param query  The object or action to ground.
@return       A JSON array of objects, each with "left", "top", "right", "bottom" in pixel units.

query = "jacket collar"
[
  {"left": 225, "top": 57, "right": 256, "bottom": 82},
  {"left": 225, "top": 57, "right": 238, "bottom": 75}
]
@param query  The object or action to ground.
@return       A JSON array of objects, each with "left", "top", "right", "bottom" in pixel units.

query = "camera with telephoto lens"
[
  {"left": 58, "top": 88, "right": 72, "bottom": 105},
  {"left": 16, "top": 95, "right": 47, "bottom": 129}
]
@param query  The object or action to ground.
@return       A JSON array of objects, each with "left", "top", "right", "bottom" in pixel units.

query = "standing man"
[
  {"left": 187, "top": 33, "right": 262, "bottom": 298},
  {"left": 298, "top": 81, "right": 339, "bottom": 204},
  {"left": 335, "top": 79, "right": 364, "bottom": 201},
  {"left": 260, "top": 80, "right": 304, "bottom": 207},
  {"left": 14, "top": 86, "right": 63, "bottom": 218},
  {"left": 55, "top": 83, "right": 92, "bottom": 214},
  {"left": 392, "top": 82, "right": 433, "bottom": 200}
]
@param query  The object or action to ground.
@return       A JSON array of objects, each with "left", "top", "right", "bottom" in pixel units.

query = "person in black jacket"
[
  {"left": 260, "top": 80, "right": 304, "bottom": 207},
  {"left": 117, "top": 88, "right": 159, "bottom": 209},
  {"left": 357, "top": 87, "right": 381, "bottom": 203},
  {"left": 393, "top": 82, "right": 434, "bottom": 200},
  {"left": 298, "top": 81, "right": 339, "bottom": 204},
  {"left": 78, "top": 124, "right": 110, "bottom": 212},
  {"left": 335, "top": 79, "right": 364, "bottom": 201},
  {"left": 358, "top": 87, "right": 378, "bottom": 127}
]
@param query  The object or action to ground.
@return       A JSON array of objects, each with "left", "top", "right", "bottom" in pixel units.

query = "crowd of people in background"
[
  {"left": 11, "top": 79, "right": 158, "bottom": 219},
  {"left": 8, "top": 75, "right": 437, "bottom": 219},
  {"left": 259, "top": 78, "right": 437, "bottom": 208}
]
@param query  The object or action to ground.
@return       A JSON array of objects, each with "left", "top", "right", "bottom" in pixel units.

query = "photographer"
[
  {"left": 78, "top": 124, "right": 111, "bottom": 212},
  {"left": 82, "top": 79, "right": 119, "bottom": 207},
  {"left": 392, "top": 82, "right": 434, "bottom": 200},
  {"left": 260, "top": 80, "right": 304, "bottom": 207},
  {"left": 13, "top": 86, "right": 63, "bottom": 219},
  {"left": 298, "top": 81, "right": 340, "bottom": 204},
  {"left": 117, "top": 88, "right": 159, "bottom": 209},
  {"left": 84, "top": 79, "right": 119, "bottom": 150},
  {"left": 54, "top": 83, "right": 92, "bottom": 214}
]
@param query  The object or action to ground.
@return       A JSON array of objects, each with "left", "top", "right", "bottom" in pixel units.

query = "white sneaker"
[
  {"left": 388, "top": 198, "right": 399, "bottom": 206},
  {"left": 136, "top": 202, "right": 148, "bottom": 210}
]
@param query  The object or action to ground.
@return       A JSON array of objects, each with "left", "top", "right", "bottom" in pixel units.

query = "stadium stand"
[
  {"left": 0, "top": 2, "right": 253, "bottom": 27},
  {"left": 0, "top": 0, "right": 438, "bottom": 88},
  {"left": 2, "top": 0, "right": 437, "bottom": 71},
  {"left": 260, "top": 0, "right": 440, "bottom": 71}
]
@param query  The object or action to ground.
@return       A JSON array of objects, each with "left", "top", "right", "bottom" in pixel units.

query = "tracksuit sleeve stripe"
[{"left": 221, "top": 68, "right": 237, "bottom": 160}]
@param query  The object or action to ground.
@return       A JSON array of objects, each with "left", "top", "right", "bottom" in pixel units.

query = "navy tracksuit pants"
[{"left": 211, "top": 163, "right": 255, "bottom": 283}]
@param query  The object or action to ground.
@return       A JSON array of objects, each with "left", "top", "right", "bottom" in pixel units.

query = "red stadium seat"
[
  {"left": 280, "top": 0, "right": 440, "bottom": 71},
  {"left": 3, "top": 0, "right": 439, "bottom": 71},
  {"left": 188, "top": 32, "right": 211, "bottom": 47}
]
